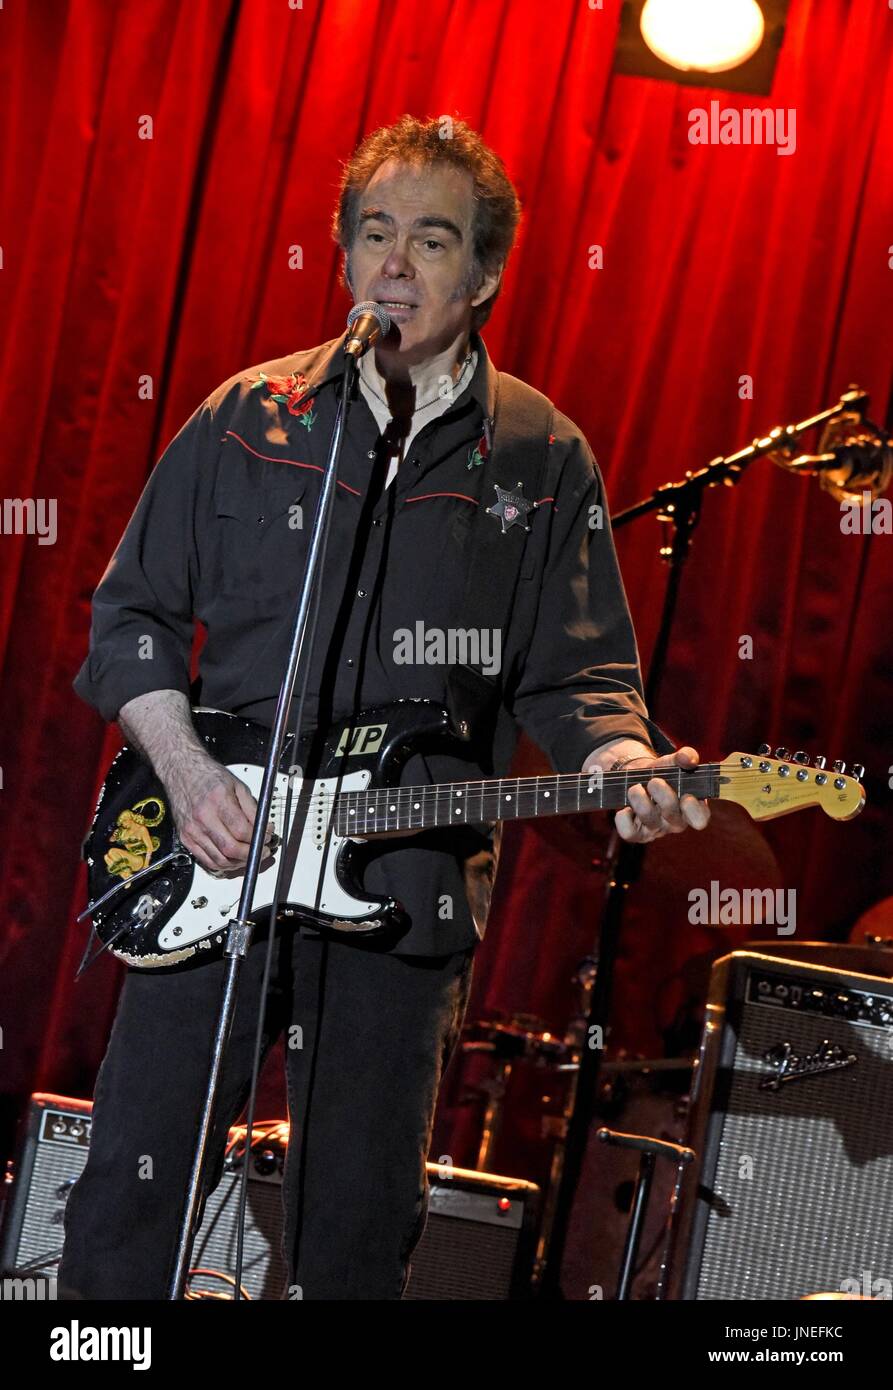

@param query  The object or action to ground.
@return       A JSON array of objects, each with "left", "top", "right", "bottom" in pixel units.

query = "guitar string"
[
  {"left": 258, "top": 763, "right": 851, "bottom": 830},
  {"left": 264, "top": 762, "right": 831, "bottom": 797},
  {"left": 264, "top": 765, "right": 846, "bottom": 804},
  {"left": 264, "top": 764, "right": 843, "bottom": 797}
]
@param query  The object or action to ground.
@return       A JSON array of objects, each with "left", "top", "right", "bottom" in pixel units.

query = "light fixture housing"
[{"left": 614, "top": 0, "right": 790, "bottom": 94}]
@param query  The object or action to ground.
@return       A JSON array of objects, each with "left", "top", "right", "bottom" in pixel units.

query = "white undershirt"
[{"left": 357, "top": 350, "right": 478, "bottom": 489}]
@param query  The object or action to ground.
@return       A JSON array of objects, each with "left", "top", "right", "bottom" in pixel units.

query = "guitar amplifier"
[
  {"left": 1, "top": 1095, "right": 539, "bottom": 1299},
  {"left": 662, "top": 951, "right": 893, "bottom": 1300}
]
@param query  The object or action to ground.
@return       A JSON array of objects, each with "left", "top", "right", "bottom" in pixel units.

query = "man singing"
[{"left": 60, "top": 116, "right": 709, "bottom": 1300}]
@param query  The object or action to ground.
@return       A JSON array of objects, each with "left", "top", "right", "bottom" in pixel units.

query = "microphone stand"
[
  {"left": 167, "top": 345, "right": 362, "bottom": 1300},
  {"left": 536, "top": 387, "right": 873, "bottom": 1297}
]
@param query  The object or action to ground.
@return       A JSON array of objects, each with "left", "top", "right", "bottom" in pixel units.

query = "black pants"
[{"left": 58, "top": 927, "right": 475, "bottom": 1300}]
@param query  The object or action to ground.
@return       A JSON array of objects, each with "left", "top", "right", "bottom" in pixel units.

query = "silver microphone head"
[
  {"left": 347, "top": 301, "right": 392, "bottom": 335},
  {"left": 344, "top": 302, "right": 392, "bottom": 357}
]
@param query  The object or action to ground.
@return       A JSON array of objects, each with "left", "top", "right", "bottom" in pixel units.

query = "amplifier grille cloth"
[
  {"left": 402, "top": 1217, "right": 517, "bottom": 1300},
  {"left": 14, "top": 1144, "right": 80, "bottom": 1273},
  {"left": 696, "top": 1005, "right": 893, "bottom": 1300}
]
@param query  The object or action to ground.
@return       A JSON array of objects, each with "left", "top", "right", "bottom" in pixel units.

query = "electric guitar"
[{"left": 79, "top": 700, "right": 866, "bottom": 971}]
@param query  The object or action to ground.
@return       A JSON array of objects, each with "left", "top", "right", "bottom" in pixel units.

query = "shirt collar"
[{"left": 303, "top": 326, "right": 497, "bottom": 424}]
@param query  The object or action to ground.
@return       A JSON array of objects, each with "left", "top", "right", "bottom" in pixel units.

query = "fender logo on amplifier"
[{"left": 759, "top": 1038, "right": 858, "bottom": 1091}]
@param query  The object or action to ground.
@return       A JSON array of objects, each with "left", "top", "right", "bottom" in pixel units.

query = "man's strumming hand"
[{"left": 118, "top": 689, "right": 274, "bottom": 874}]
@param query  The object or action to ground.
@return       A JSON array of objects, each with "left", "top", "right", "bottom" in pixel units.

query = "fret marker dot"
[
  {"left": 413, "top": 802, "right": 420, "bottom": 810},
  {"left": 505, "top": 795, "right": 512, "bottom": 801},
  {"left": 544, "top": 791, "right": 551, "bottom": 798},
  {"left": 389, "top": 804, "right": 396, "bottom": 812}
]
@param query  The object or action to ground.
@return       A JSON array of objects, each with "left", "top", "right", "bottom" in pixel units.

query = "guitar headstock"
[{"left": 718, "top": 747, "right": 866, "bottom": 822}]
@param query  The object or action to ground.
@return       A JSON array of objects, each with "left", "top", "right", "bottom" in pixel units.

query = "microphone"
[
  {"left": 767, "top": 389, "right": 892, "bottom": 504},
  {"left": 345, "top": 302, "right": 392, "bottom": 359}
]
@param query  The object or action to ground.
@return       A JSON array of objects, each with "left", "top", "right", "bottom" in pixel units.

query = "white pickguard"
[{"left": 156, "top": 763, "right": 381, "bottom": 955}]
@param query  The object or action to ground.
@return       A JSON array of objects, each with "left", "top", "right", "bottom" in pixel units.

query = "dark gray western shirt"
[{"left": 74, "top": 330, "right": 674, "bottom": 955}]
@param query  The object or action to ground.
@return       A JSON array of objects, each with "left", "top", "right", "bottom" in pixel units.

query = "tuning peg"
[
  {"left": 774, "top": 747, "right": 791, "bottom": 761},
  {"left": 832, "top": 759, "right": 846, "bottom": 774},
  {"left": 813, "top": 755, "right": 827, "bottom": 770},
  {"left": 852, "top": 763, "right": 865, "bottom": 781},
  {"left": 757, "top": 743, "right": 771, "bottom": 756},
  {"left": 793, "top": 751, "right": 809, "bottom": 764}
]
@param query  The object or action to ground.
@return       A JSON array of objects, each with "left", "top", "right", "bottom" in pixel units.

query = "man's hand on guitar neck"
[
  {"left": 582, "top": 738, "right": 711, "bottom": 844},
  {"left": 117, "top": 690, "right": 274, "bottom": 874}
]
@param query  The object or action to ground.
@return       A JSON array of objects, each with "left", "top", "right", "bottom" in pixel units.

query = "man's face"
[{"left": 346, "top": 158, "right": 502, "bottom": 362}]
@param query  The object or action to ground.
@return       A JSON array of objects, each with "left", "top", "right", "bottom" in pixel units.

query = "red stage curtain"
[{"left": 0, "top": 1, "right": 891, "bottom": 1162}]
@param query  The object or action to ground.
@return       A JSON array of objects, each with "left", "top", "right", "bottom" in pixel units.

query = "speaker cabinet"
[
  {"left": 662, "top": 951, "right": 893, "bottom": 1300},
  {"left": 1, "top": 1095, "right": 538, "bottom": 1299}
]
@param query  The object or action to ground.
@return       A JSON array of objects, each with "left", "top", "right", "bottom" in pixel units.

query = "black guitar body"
[{"left": 81, "top": 699, "right": 458, "bottom": 971}]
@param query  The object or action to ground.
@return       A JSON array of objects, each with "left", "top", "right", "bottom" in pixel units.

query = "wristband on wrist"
[{"left": 608, "top": 752, "right": 655, "bottom": 773}]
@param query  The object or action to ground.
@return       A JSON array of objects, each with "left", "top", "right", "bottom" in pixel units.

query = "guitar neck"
[{"left": 333, "top": 765, "right": 721, "bottom": 835}]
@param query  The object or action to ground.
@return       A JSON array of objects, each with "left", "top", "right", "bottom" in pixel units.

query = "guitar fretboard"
[{"left": 331, "top": 765, "right": 720, "bottom": 835}]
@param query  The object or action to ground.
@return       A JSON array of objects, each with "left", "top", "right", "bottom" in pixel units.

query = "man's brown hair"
[{"left": 332, "top": 115, "right": 522, "bottom": 331}]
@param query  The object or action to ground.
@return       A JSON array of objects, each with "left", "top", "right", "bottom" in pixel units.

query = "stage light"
[
  {"left": 640, "top": 0, "right": 765, "bottom": 74},
  {"left": 613, "top": 0, "right": 789, "bottom": 96}
]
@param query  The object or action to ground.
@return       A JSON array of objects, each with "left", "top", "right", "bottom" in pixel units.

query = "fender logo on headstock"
[{"left": 334, "top": 723, "right": 388, "bottom": 757}]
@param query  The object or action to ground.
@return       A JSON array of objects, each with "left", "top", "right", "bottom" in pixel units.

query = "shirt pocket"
[{"left": 212, "top": 460, "right": 311, "bottom": 599}]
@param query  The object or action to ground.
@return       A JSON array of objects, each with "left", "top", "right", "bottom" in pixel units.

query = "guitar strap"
[{"left": 445, "top": 370, "right": 554, "bottom": 751}]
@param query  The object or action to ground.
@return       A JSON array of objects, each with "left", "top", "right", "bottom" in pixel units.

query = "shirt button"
[
  {"left": 366, "top": 449, "right": 376, "bottom": 460},
  {"left": 346, "top": 658, "right": 354, "bottom": 666},
  {"left": 357, "top": 588, "right": 367, "bottom": 598}
]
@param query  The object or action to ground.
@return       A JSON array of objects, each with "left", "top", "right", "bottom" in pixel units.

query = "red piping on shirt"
[
  {"left": 224, "top": 430, "right": 363, "bottom": 497},
  {"left": 404, "top": 493, "right": 556, "bottom": 507},
  {"left": 404, "top": 491, "right": 478, "bottom": 506}
]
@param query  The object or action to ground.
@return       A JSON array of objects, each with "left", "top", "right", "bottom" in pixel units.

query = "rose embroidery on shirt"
[
  {"left": 467, "top": 424, "right": 491, "bottom": 471},
  {"left": 250, "top": 370, "right": 316, "bottom": 430}
]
